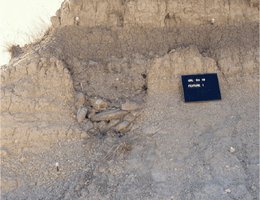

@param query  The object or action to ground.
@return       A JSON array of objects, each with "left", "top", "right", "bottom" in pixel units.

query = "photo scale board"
[{"left": 181, "top": 73, "right": 221, "bottom": 102}]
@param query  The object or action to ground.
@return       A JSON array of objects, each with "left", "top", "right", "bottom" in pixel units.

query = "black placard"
[{"left": 181, "top": 73, "right": 221, "bottom": 102}]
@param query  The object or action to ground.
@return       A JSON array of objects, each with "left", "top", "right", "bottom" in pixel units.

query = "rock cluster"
[{"left": 75, "top": 93, "right": 143, "bottom": 137}]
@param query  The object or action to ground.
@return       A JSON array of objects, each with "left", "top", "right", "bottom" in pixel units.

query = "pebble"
[
  {"left": 121, "top": 101, "right": 143, "bottom": 111},
  {"left": 230, "top": 147, "right": 236, "bottom": 153},
  {"left": 91, "top": 109, "right": 128, "bottom": 122},
  {"left": 55, "top": 162, "right": 60, "bottom": 172},
  {"left": 90, "top": 98, "right": 108, "bottom": 111},
  {"left": 115, "top": 121, "right": 131, "bottom": 133},
  {"left": 225, "top": 188, "right": 231, "bottom": 193},
  {"left": 80, "top": 132, "right": 90, "bottom": 139},
  {"left": 77, "top": 107, "right": 88, "bottom": 123},
  {"left": 210, "top": 18, "right": 215, "bottom": 25}
]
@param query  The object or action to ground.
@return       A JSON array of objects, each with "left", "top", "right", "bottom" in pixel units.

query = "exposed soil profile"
[{"left": 0, "top": 0, "right": 259, "bottom": 200}]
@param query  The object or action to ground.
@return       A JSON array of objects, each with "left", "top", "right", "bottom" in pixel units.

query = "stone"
[
  {"left": 87, "top": 109, "right": 96, "bottom": 119},
  {"left": 124, "top": 113, "right": 136, "bottom": 122},
  {"left": 81, "top": 120, "right": 94, "bottom": 131},
  {"left": 107, "top": 119, "right": 121, "bottom": 129},
  {"left": 77, "top": 107, "right": 88, "bottom": 123},
  {"left": 210, "top": 18, "right": 215, "bottom": 25},
  {"left": 121, "top": 101, "right": 143, "bottom": 111},
  {"left": 114, "top": 121, "right": 131, "bottom": 133},
  {"left": 90, "top": 109, "right": 128, "bottom": 122},
  {"left": 90, "top": 98, "right": 108, "bottom": 111},
  {"left": 95, "top": 121, "right": 108, "bottom": 132},
  {"left": 225, "top": 188, "right": 231, "bottom": 193},
  {"left": 75, "top": 92, "right": 86, "bottom": 108},
  {"left": 80, "top": 132, "right": 90, "bottom": 139},
  {"left": 230, "top": 147, "right": 236, "bottom": 153}
]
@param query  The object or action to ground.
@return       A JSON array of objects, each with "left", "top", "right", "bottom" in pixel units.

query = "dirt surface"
[{"left": 0, "top": 0, "right": 259, "bottom": 199}]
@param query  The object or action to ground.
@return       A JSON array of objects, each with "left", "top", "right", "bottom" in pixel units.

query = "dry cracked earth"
[{"left": 0, "top": 0, "right": 259, "bottom": 200}]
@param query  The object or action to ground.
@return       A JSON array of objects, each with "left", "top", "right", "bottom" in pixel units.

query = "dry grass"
[
  {"left": 4, "top": 44, "right": 23, "bottom": 58},
  {"left": 2, "top": 17, "right": 52, "bottom": 59}
]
